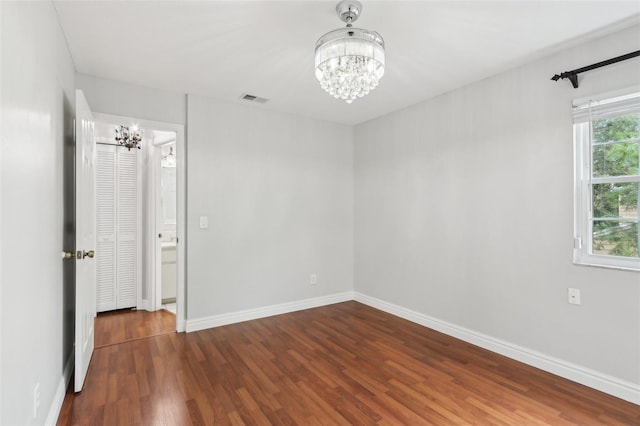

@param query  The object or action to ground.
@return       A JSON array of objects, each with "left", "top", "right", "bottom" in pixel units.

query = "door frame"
[
  {"left": 153, "top": 138, "right": 177, "bottom": 312},
  {"left": 94, "top": 113, "right": 186, "bottom": 332}
]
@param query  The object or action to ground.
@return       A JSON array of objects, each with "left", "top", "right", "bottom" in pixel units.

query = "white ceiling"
[{"left": 53, "top": 1, "right": 640, "bottom": 125}]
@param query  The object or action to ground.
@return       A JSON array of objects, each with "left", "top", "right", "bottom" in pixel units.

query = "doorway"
[
  {"left": 153, "top": 131, "right": 178, "bottom": 314},
  {"left": 93, "top": 113, "right": 186, "bottom": 332}
]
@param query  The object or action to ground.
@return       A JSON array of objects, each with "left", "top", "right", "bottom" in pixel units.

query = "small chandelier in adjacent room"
[
  {"left": 314, "top": 0, "right": 385, "bottom": 103},
  {"left": 115, "top": 125, "right": 142, "bottom": 150},
  {"left": 161, "top": 146, "right": 176, "bottom": 168}
]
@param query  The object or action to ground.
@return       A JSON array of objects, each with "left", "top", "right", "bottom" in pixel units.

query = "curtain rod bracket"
[{"left": 550, "top": 50, "right": 640, "bottom": 89}]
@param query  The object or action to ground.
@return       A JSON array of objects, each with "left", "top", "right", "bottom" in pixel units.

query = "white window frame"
[{"left": 573, "top": 88, "right": 640, "bottom": 271}]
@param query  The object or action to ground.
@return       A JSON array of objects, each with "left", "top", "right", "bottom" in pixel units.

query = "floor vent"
[{"left": 240, "top": 93, "right": 269, "bottom": 103}]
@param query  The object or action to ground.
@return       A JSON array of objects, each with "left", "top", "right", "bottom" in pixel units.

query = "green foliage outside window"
[{"left": 591, "top": 114, "right": 639, "bottom": 257}]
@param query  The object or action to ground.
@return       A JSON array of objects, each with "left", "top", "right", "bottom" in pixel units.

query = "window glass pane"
[
  {"left": 592, "top": 113, "right": 639, "bottom": 144},
  {"left": 592, "top": 113, "right": 639, "bottom": 177},
  {"left": 592, "top": 140, "right": 639, "bottom": 177},
  {"left": 592, "top": 221, "right": 638, "bottom": 258},
  {"left": 592, "top": 182, "right": 639, "bottom": 219}
]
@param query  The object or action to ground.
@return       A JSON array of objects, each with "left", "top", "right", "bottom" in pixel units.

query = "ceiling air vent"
[{"left": 240, "top": 93, "right": 269, "bottom": 104}]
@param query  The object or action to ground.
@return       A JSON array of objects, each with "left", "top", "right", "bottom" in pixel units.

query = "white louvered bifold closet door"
[
  {"left": 96, "top": 145, "right": 117, "bottom": 312},
  {"left": 116, "top": 149, "right": 137, "bottom": 308},
  {"left": 96, "top": 144, "right": 138, "bottom": 312}
]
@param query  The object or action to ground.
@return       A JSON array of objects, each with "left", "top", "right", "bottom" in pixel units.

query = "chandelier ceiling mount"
[{"left": 336, "top": 1, "right": 362, "bottom": 26}]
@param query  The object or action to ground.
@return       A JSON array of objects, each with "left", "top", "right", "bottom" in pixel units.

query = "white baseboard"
[
  {"left": 354, "top": 292, "right": 640, "bottom": 405},
  {"left": 137, "top": 298, "right": 152, "bottom": 312},
  {"left": 46, "top": 353, "right": 74, "bottom": 426},
  {"left": 185, "top": 292, "right": 354, "bottom": 332}
]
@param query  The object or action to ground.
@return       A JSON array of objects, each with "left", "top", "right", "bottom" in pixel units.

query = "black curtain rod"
[{"left": 551, "top": 50, "right": 640, "bottom": 89}]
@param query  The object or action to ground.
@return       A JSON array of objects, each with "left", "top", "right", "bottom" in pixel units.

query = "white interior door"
[{"left": 75, "top": 89, "right": 96, "bottom": 392}]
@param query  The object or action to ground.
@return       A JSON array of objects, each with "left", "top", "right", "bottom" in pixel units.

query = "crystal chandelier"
[
  {"left": 115, "top": 125, "right": 142, "bottom": 151},
  {"left": 315, "top": 1, "right": 385, "bottom": 103}
]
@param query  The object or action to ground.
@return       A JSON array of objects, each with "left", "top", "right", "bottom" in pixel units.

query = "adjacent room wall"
[
  {"left": 1, "top": 1, "right": 77, "bottom": 424},
  {"left": 186, "top": 95, "right": 354, "bottom": 322},
  {"left": 354, "top": 23, "right": 640, "bottom": 389}
]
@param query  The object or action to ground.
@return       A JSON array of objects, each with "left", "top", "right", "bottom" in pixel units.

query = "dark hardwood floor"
[
  {"left": 95, "top": 308, "right": 176, "bottom": 348},
  {"left": 58, "top": 301, "right": 639, "bottom": 425}
]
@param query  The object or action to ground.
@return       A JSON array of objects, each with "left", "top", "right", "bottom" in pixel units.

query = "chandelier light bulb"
[{"left": 315, "top": 1, "right": 385, "bottom": 104}]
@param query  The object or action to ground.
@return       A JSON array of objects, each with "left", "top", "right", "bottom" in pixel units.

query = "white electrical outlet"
[
  {"left": 568, "top": 288, "right": 581, "bottom": 305},
  {"left": 310, "top": 274, "right": 318, "bottom": 285},
  {"left": 199, "top": 216, "right": 208, "bottom": 229},
  {"left": 33, "top": 382, "right": 40, "bottom": 419}
]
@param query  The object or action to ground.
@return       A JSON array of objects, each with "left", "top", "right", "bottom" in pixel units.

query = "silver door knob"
[{"left": 62, "top": 250, "right": 83, "bottom": 260}]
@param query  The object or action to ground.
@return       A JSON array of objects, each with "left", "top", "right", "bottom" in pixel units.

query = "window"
[{"left": 573, "top": 89, "right": 640, "bottom": 271}]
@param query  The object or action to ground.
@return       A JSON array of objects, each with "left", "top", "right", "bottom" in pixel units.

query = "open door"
[{"left": 74, "top": 90, "right": 96, "bottom": 392}]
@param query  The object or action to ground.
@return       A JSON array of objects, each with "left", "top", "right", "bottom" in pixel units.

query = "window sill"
[{"left": 573, "top": 253, "right": 640, "bottom": 272}]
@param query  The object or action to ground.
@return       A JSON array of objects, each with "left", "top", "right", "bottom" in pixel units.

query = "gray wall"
[
  {"left": 77, "top": 79, "right": 355, "bottom": 321},
  {"left": 1, "top": 1, "right": 77, "bottom": 424},
  {"left": 187, "top": 95, "right": 354, "bottom": 319},
  {"left": 354, "top": 25, "right": 640, "bottom": 385},
  {"left": 77, "top": 73, "right": 186, "bottom": 125}
]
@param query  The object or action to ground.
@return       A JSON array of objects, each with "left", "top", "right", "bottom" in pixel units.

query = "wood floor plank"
[
  {"left": 58, "top": 302, "right": 640, "bottom": 425},
  {"left": 95, "top": 308, "right": 175, "bottom": 348}
]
